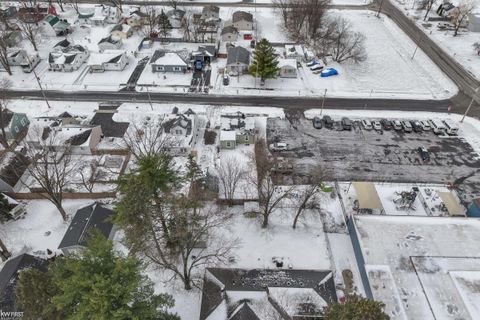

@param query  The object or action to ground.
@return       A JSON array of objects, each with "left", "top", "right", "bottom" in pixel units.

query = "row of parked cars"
[{"left": 312, "top": 116, "right": 459, "bottom": 136}]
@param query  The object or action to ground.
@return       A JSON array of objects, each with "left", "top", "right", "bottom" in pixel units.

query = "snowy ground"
[{"left": 354, "top": 215, "right": 480, "bottom": 320}]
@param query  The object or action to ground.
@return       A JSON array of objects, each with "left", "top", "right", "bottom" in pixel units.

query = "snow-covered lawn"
[{"left": 214, "top": 10, "right": 457, "bottom": 99}]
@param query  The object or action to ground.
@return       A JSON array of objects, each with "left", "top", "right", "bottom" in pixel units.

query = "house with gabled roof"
[
  {"left": 221, "top": 25, "right": 239, "bottom": 42},
  {"left": 202, "top": 5, "right": 220, "bottom": 21},
  {"left": 0, "top": 151, "right": 29, "bottom": 192},
  {"left": 126, "top": 9, "right": 149, "bottom": 28},
  {"left": 0, "top": 254, "right": 48, "bottom": 312},
  {"left": 40, "top": 14, "right": 70, "bottom": 36},
  {"left": 232, "top": 11, "right": 253, "bottom": 30},
  {"left": 90, "top": 4, "right": 121, "bottom": 26},
  {"left": 200, "top": 268, "right": 337, "bottom": 320},
  {"left": 48, "top": 44, "right": 90, "bottom": 72},
  {"left": 110, "top": 23, "right": 133, "bottom": 39},
  {"left": 88, "top": 50, "right": 128, "bottom": 72},
  {"left": 0, "top": 108, "right": 30, "bottom": 142},
  {"left": 163, "top": 111, "right": 197, "bottom": 156},
  {"left": 226, "top": 46, "right": 250, "bottom": 75},
  {"left": 150, "top": 50, "right": 188, "bottom": 73},
  {"left": 58, "top": 203, "right": 116, "bottom": 255},
  {"left": 166, "top": 9, "right": 186, "bottom": 29},
  {"left": 98, "top": 35, "right": 122, "bottom": 51}
]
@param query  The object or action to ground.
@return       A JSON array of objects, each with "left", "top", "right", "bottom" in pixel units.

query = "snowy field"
[
  {"left": 214, "top": 10, "right": 457, "bottom": 99},
  {"left": 355, "top": 215, "right": 480, "bottom": 320}
]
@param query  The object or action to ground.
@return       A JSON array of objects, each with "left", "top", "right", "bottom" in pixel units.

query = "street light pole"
[
  {"left": 320, "top": 89, "right": 327, "bottom": 115},
  {"left": 461, "top": 86, "right": 480, "bottom": 123}
]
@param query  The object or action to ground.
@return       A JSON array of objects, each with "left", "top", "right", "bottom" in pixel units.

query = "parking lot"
[{"left": 266, "top": 115, "right": 480, "bottom": 202}]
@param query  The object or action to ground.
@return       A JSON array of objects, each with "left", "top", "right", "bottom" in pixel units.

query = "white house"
[
  {"left": 90, "top": 5, "right": 121, "bottom": 25},
  {"left": 110, "top": 24, "right": 132, "bottom": 39},
  {"left": 221, "top": 25, "right": 238, "bottom": 42},
  {"left": 285, "top": 45, "right": 305, "bottom": 62},
  {"left": 202, "top": 5, "right": 220, "bottom": 21},
  {"left": 88, "top": 50, "right": 128, "bottom": 72},
  {"left": 98, "top": 35, "right": 122, "bottom": 51},
  {"left": 40, "top": 14, "right": 70, "bottom": 37},
  {"left": 278, "top": 58, "right": 297, "bottom": 78},
  {"left": 232, "top": 11, "right": 253, "bottom": 30},
  {"left": 48, "top": 45, "right": 90, "bottom": 72},
  {"left": 163, "top": 112, "right": 197, "bottom": 156},
  {"left": 0, "top": 49, "right": 40, "bottom": 73}
]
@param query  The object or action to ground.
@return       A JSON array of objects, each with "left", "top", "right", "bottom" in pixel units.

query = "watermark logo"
[{"left": 0, "top": 310, "right": 24, "bottom": 319}]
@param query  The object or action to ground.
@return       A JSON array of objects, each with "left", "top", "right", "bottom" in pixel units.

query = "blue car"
[
  {"left": 306, "top": 60, "right": 318, "bottom": 67},
  {"left": 320, "top": 68, "right": 338, "bottom": 77}
]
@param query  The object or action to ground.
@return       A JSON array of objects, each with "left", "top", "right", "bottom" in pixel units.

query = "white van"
[
  {"left": 443, "top": 120, "right": 459, "bottom": 136},
  {"left": 430, "top": 119, "right": 446, "bottom": 135}
]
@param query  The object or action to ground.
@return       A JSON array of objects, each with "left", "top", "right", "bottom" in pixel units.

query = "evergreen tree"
[
  {"left": 323, "top": 294, "right": 390, "bottom": 320},
  {"left": 0, "top": 193, "right": 12, "bottom": 222},
  {"left": 16, "top": 232, "right": 179, "bottom": 320},
  {"left": 158, "top": 10, "right": 173, "bottom": 38},
  {"left": 249, "top": 38, "right": 280, "bottom": 83}
]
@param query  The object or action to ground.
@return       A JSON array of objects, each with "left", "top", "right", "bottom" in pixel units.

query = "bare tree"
[
  {"left": 22, "top": 126, "right": 78, "bottom": 221},
  {"left": 16, "top": 17, "right": 39, "bottom": 51},
  {"left": 56, "top": 0, "right": 65, "bottom": 12},
  {"left": 109, "top": 0, "right": 123, "bottom": 12},
  {"left": 280, "top": 0, "right": 330, "bottom": 41},
  {"left": 420, "top": 0, "right": 437, "bottom": 20},
  {"left": 168, "top": 0, "right": 179, "bottom": 10},
  {"left": 0, "top": 24, "right": 12, "bottom": 76},
  {"left": 0, "top": 78, "right": 12, "bottom": 148},
  {"left": 321, "top": 17, "right": 366, "bottom": 63},
  {"left": 217, "top": 156, "right": 246, "bottom": 204},
  {"left": 123, "top": 118, "right": 172, "bottom": 160},
  {"left": 451, "top": 0, "right": 475, "bottom": 36},
  {"left": 181, "top": 11, "right": 193, "bottom": 41},
  {"left": 250, "top": 140, "right": 296, "bottom": 228},
  {"left": 292, "top": 166, "right": 327, "bottom": 229},
  {"left": 273, "top": 0, "right": 292, "bottom": 27},
  {"left": 144, "top": 6, "right": 159, "bottom": 36},
  {"left": 79, "top": 159, "right": 99, "bottom": 193}
]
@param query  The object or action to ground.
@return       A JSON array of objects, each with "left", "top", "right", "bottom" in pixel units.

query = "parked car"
[
  {"left": 381, "top": 119, "right": 393, "bottom": 130},
  {"left": 313, "top": 116, "right": 322, "bottom": 129},
  {"left": 402, "top": 120, "right": 413, "bottom": 132},
  {"left": 269, "top": 142, "right": 288, "bottom": 151},
  {"left": 361, "top": 119, "right": 373, "bottom": 130},
  {"left": 323, "top": 115, "right": 334, "bottom": 129},
  {"left": 418, "top": 146, "right": 430, "bottom": 162},
  {"left": 342, "top": 117, "right": 352, "bottom": 130},
  {"left": 372, "top": 121, "right": 382, "bottom": 131},
  {"left": 306, "top": 60, "right": 318, "bottom": 67},
  {"left": 411, "top": 120, "right": 423, "bottom": 133},
  {"left": 310, "top": 64, "right": 324, "bottom": 71},
  {"left": 312, "top": 69, "right": 323, "bottom": 74},
  {"left": 334, "top": 121, "right": 344, "bottom": 131},
  {"left": 393, "top": 120, "right": 402, "bottom": 131},
  {"left": 223, "top": 75, "right": 229, "bottom": 86},
  {"left": 420, "top": 120, "right": 432, "bottom": 131},
  {"left": 320, "top": 68, "right": 338, "bottom": 77}
]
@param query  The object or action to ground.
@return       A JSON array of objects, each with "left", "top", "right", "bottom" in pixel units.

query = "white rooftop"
[
  {"left": 151, "top": 52, "right": 187, "bottom": 66},
  {"left": 88, "top": 50, "right": 125, "bottom": 65},
  {"left": 220, "top": 130, "right": 236, "bottom": 141},
  {"left": 278, "top": 58, "right": 297, "bottom": 69}
]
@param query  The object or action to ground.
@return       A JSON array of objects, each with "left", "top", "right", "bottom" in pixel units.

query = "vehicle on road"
[
  {"left": 411, "top": 121, "right": 423, "bottom": 133},
  {"left": 381, "top": 119, "right": 393, "bottom": 130},
  {"left": 313, "top": 116, "right": 322, "bottom": 129},
  {"left": 361, "top": 119, "right": 373, "bottom": 130},
  {"left": 393, "top": 120, "right": 402, "bottom": 131},
  {"left": 402, "top": 120, "right": 413, "bottom": 132},
  {"left": 269, "top": 142, "right": 288, "bottom": 151},
  {"left": 310, "top": 64, "right": 324, "bottom": 71},
  {"left": 420, "top": 120, "right": 431, "bottom": 131},
  {"left": 372, "top": 121, "right": 382, "bottom": 131},
  {"left": 342, "top": 117, "right": 352, "bottom": 130},
  {"left": 443, "top": 120, "right": 459, "bottom": 135},
  {"left": 223, "top": 75, "right": 229, "bottom": 86},
  {"left": 323, "top": 115, "right": 334, "bottom": 129},
  {"left": 418, "top": 146, "right": 430, "bottom": 162}
]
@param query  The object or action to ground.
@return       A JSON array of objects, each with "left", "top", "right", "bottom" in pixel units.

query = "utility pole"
[
  {"left": 146, "top": 86, "right": 153, "bottom": 111},
  {"left": 320, "top": 89, "right": 327, "bottom": 115},
  {"left": 461, "top": 87, "right": 480, "bottom": 122},
  {"left": 26, "top": 55, "right": 51, "bottom": 109},
  {"left": 377, "top": 0, "right": 384, "bottom": 17}
]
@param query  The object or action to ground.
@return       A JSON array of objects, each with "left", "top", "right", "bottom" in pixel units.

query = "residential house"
[
  {"left": 53, "top": 38, "right": 71, "bottom": 51},
  {"left": 221, "top": 25, "right": 239, "bottom": 42},
  {"left": 468, "top": 13, "right": 480, "bottom": 32},
  {"left": 110, "top": 23, "right": 133, "bottom": 39},
  {"left": 88, "top": 50, "right": 128, "bottom": 72},
  {"left": 0, "top": 254, "right": 48, "bottom": 313},
  {"left": 0, "top": 152, "right": 29, "bottom": 192},
  {"left": 436, "top": 2, "right": 456, "bottom": 17},
  {"left": 285, "top": 44, "right": 305, "bottom": 62},
  {"left": 219, "top": 130, "right": 236, "bottom": 149},
  {"left": 91, "top": 5, "right": 121, "bottom": 26},
  {"left": 48, "top": 45, "right": 90, "bottom": 72},
  {"left": 192, "top": 45, "right": 216, "bottom": 64},
  {"left": 199, "top": 268, "right": 338, "bottom": 320},
  {"left": 278, "top": 58, "right": 298, "bottom": 78},
  {"left": 90, "top": 102, "right": 130, "bottom": 138},
  {"left": 0, "top": 7, "right": 17, "bottom": 20},
  {"left": 232, "top": 11, "right": 253, "bottom": 30},
  {"left": 58, "top": 204, "right": 116, "bottom": 255},
  {"left": 17, "top": 6, "right": 47, "bottom": 23},
  {"left": 202, "top": 5, "right": 220, "bottom": 21},
  {"left": 163, "top": 113, "right": 197, "bottom": 156},
  {"left": 226, "top": 46, "right": 250, "bottom": 75},
  {"left": 0, "top": 109, "right": 30, "bottom": 141},
  {"left": 126, "top": 10, "right": 149, "bottom": 28},
  {"left": 98, "top": 35, "right": 122, "bottom": 51},
  {"left": 166, "top": 9, "right": 186, "bottom": 29},
  {"left": 40, "top": 14, "right": 70, "bottom": 36},
  {"left": 2, "top": 31, "right": 22, "bottom": 48},
  {"left": 150, "top": 50, "right": 188, "bottom": 73},
  {"left": 48, "top": 124, "right": 103, "bottom": 154},
  {"left": 77, "top": 12, "right": 94, "bottom": 25}
]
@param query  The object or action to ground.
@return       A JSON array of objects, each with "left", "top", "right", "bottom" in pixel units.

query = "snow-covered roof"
[
  {"left": 220, "top": 130, "right": 236, "bottom": 141},
  {"left": 88, "top": 50, "right": 125, "bottom": 65},
  {"left": 278, "top": 58, "right": 297, "bottom": 69},
  {"left": 149, "top": 50, "right": 187, "bottom": 66},
  {"left": 285, "top": 44, "right": 304, "bottom": 56}
]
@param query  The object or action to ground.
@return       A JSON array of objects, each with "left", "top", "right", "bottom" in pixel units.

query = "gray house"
[
  {"left": 98, "top": 35, "right": 122, "bottom": 51},
  {"left": 0, "top": 152, "right": 28, "bottom": 192},
  {"left": 221, "top": 25, "right": 239, "bottom": 42},
  {"left": 0, "top": 254, "right": 48, "bottom": 313},
  {"left": 166, "top": 9, "right": 186, "bottom": 28},
  {"left": 150, "top": 50, "right": 188, "bottom": 73},
  {"left": 202, "top": 5, "right": 220, "bottom": 21},
  {"left": 226, "top": 46, "right": 250, "bottom": 75},
  {"left": 58, "top": 203, "right": 116, "bottom": 255},
  {"left": 199, "top": 268, "right": 337, "bottom": 320}
]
